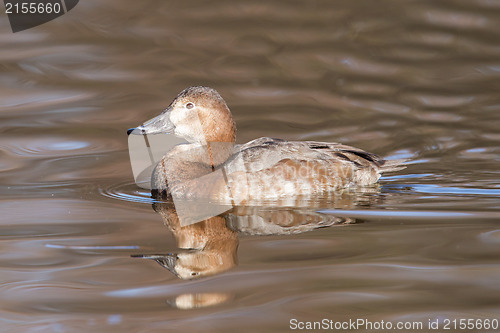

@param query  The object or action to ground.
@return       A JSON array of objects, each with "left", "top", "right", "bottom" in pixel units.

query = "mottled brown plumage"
[{"left": 130, "top": 86, "right": 406, "bottom": 204}]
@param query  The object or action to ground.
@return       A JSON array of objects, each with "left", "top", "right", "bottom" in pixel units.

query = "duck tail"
[{"left": 379, "top": 158, "right": 409, "bottom": 173}]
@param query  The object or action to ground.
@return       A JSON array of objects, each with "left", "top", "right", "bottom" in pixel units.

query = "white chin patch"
[
  {"left": 170, "top": 108, "right": 207, "bottom": 144},
  {"left": 174, "top": 126, "right": 206, "bottom": 144}
]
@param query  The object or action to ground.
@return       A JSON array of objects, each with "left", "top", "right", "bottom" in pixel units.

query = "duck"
[{"left": 127, "top": 86, "right": 405, "bottom": 205}]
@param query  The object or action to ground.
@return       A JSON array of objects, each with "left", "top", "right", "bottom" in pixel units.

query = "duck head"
[
  {"left": 133, "top": 249, "right": 238, "bottom": 280},
  {"left": 128, "top": 86, "right": 236, "bottom": 145}
]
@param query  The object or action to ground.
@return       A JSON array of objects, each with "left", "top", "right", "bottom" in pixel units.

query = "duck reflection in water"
[
  {"left": 134, "top": 200, "right": 239, "bottom": 280},
  {"left": 128, "top": 86, "right": 405, "bottom": 280},
  {"left": 133, "top": 191, "right": 376, "bottom": 280}
]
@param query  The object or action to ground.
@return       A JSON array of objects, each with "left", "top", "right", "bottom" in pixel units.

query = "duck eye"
[
  {"left": 191, "top": 272, "right": 198, "bottom": 276},
  {"left": 185, "top": 102, "right": 194, "bottom": 109}
]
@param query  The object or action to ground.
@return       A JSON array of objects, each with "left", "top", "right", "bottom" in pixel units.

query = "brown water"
[{"left": 1, "top": 0, "right": 500, "bottom": 332}]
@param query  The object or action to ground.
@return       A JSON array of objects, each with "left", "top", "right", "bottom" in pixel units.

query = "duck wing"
[{"left": 229, "top": 137, "right": 405, "bottom": 175}]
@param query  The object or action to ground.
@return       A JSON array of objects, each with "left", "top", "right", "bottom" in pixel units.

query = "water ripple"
[{"left": 99, "top": 181, "right": 155, "bottom": 204}]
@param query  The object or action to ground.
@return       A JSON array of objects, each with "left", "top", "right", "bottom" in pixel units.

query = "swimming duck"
[{"left": 128, "top": 86, "right": 404, "bottom": 204}]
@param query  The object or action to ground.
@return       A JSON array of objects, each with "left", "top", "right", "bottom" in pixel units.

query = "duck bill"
[{"left": 127, "top": 106, "right": 174, "bottom": 136}]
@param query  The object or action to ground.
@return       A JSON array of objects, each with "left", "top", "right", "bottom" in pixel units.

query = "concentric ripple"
[{"left": 99, "top": 181, "right": 156, "bottom": 204}]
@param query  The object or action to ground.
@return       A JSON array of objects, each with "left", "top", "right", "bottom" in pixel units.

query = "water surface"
[{"left": 1, "top": 0, "right": 500, "bottom": 332}]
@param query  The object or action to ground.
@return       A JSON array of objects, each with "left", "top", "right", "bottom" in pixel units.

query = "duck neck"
[{"left": 166, "top": 141, "right": 234, "bottom": 181}]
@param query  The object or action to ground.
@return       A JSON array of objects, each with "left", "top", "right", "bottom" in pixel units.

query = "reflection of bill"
[
  {"left": 133, "top": 200, "right": 239, "bottom": 279},
  {"left": 132, "top": 192, "right": 360, "bottom": 280},
  {"left": 128, "top": 131, "right": 234, "bottom": 226}
]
